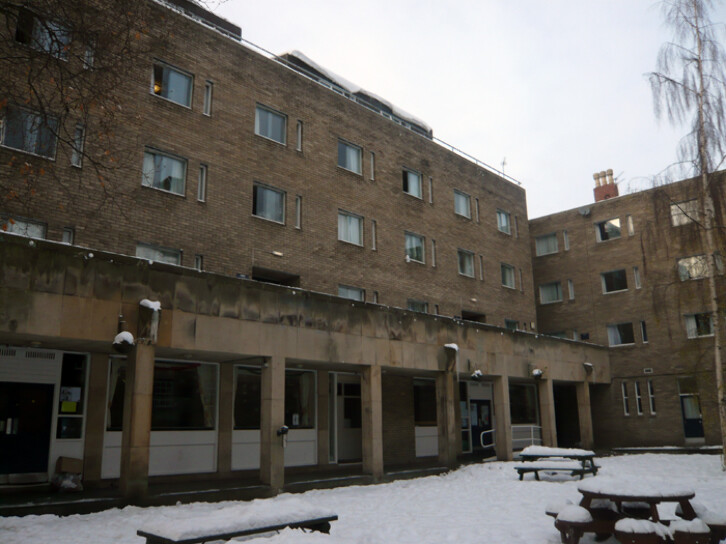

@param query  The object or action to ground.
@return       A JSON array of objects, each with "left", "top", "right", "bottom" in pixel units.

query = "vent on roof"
[{"left": 25, "top": 350, "right": 56, "bottom": 360}]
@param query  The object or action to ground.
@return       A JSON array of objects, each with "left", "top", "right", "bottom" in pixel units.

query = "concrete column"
[
  {"left": 217, "top": 363, "right": 234, "bottom": 475},
  {"left": 119, "top": 343, "right": 155, "bottom": 500},
  {"left": 492, "top": 375, "right": 513, "bottom": 461},
  {"left": 317, "top": 371, "right": 330, "bottom": 466},
  {"left": 576, "top": 382, "right": 594, "bottom": 449},
  {"left": 538, "top": 378, "right": 558, "bottom": 448},
  {"left": 361, "top": 365, "right": 384, "bottom": 481},
  {"left": 82, "top": 352, "right": 111, "bottom": 484},
  {"left": 436, "top": 372, "right": 458, "bottom": 468},
  {"left": 260, "top": 355, "right": 285, "bottom": 491}
]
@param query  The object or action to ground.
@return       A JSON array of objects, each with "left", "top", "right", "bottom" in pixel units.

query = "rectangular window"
[
  {"left": 1, "top": 107, "right": 58, "bottom": 158},
  {"left": 633, "top": 266, "right": 641, "bottom": 289},
  {"left": 431, "top": 239, "right": 436, "bottom": 267},
  {"left": 622, "top": 382, "right": 630, "bottom": 416},
  {"left": 337, "top": 139, "right": 362, "bottom": 174},
  {"left": 479, "top": 255, "right": 484, "bottom": 280},
  {"left": 197, "top": 164, "right": 207, "bottom": 202},
  {"left": 496, "top": 210, "right": 511, "bottom": 234},
  {"left": 135, "top": 242, "right": 182, "bottom": 265},
  {"left": 514, "top": 216, "right": 519, "bottom": 238},
  {"left": 671, "top": 199, "right": 699, "bottom": 226},
  {"left": 61, "top": 227, "right": 74, "bottom": 244},
  {"left": 234, "top": 366, "right": 261, "bottom": 430},
  {"left": 152, "top": 62, "right": 193, "bottom": 107},
  {"left": 371, "top": 219, "right": 377, "bottom": 250},
  {"left": 640, "top": 320, "right": 648, "bottom": 343},
  {"left": 568, "top": 279, "right": 574, "bottom": 300},
  {"left": 70, "top": 124, "right": 85, "bottom": 167},
  {"left": 372, "top": 291, "right": 379, "bottom": 304},
  {"left": 407, "top": 299, "right": 428, "bottom": 313},
  {"left": 685, "top": 313, "right": 713, "bottom": 338},
  {"left": 413, "top": 379, "right": 437, "bottom": 426},
  {"left": 405, "top": 232, "right": 425, "bottom": 263},
  {"left": 647, "top": 380, "right": 656, "bottom": 414},
  {"left": 475, "top": 197, "right": 480, "bottom": 223},
  {"left": 454, "top": 190, "right": 471, "bottom": 218},
  {"left": 601, "top": 269, "right": 628, "bottom": 293},
  {"left": 678, "top": 255, "right": 709, "bottom": 281},
  {"left": 15, "top": 9, "right": 70, "bottom": 59},
  {"left": 635, "top": 381, "right": 643, "bottom": 415},
  {"left": 519, "top": 268, "right": 523, "bottom": 292},
  {"left": 608, "top": 322, "right": 635, "bottom": 346},
  {"left": 194, "top": 254, "right": 203, "bottom": 271},
  {"left": 296, "top": 121, "right": 303, "bottom": 152},
  {"left": 255, "top": 104, "right": 286, "bottom": 144},
  {"left": 402, "top": 168, "right": 422, "bottom": 198},
  {"left": 428, "top": 177, "right": 433, "bottom": 203},
  {"left": 457, "top": 249, "right": 475, "bottom": 277},
  {"left": 338, "top": 285, "right": 365, "bottom": 301},
  {"left": 142, "top": 149, "right": 187, "bottom": 195},
  {"left": 627, "top": 215, "right": 635, "bottom": 236},
  {"left": 539, "top": 281, "right": 562, "bottom": 304},
  {"left": 369, "top": 151, "right": 375, "bottom": 180},
  {"left": 295, "top": 195, "right": 302, "bottom": 229},
  {"left": 2, "top": 216, "right": 46, "bottom": 239},
  {"left": 535, "top": 233, "right": 558, "bottom": 256},
  {"left": 338, "top": 210, "right": 363, "bottom": 246},
  {"left": 56, "top": 353, "right": 87, "bottom": 439},
  {"left": 252, "top": 183, "right": 285, "bottom": 223},
  {"left": 595, "top": 218, "right": 621, "bottom": 242},
  {"left": 285, "top": 370, "right": 315, "bottom": 429},
  {"left": 203, "top": 81, "right": 213, "bottom": 116},
  {"left": 505, "top": 319, "right": 519, "bottom": 331},
  {"left": 563, "top": 229, "right": 570, "bottom": 251},
  {"left": 501, "top": 263, "right": 516, "bottom": 288},
  {"left": 83, "top": 37, "right": 96, "bottom": 69}
]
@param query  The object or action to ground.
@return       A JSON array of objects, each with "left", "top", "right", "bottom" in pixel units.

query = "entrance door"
[
  {"left": 470, "top": 399, "right": 494, "bottom": 453},
  {"left": 0, "top": 382, "right": 54, "bottom": 479},
  {"left": 680, "top": 395, "right": 704, "bottom": 439}
]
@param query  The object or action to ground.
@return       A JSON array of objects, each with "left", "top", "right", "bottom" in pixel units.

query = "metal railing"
[
  {"left": 511, "top": 424, "right": 543, "bottom": 450},
  {"left": 480, "top": 429, "right": 496, "bottom": 449}
]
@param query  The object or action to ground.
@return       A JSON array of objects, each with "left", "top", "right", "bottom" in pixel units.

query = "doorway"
[
  {"left": 554, "top": 384, "right": 581, "bottom": 447},
  {"left": 677, "top": 377, "right": 704, "bottom": 441},
  {"left": 329, "top": 373, "right": 362, "bottom": 463},
  {"left": 470, "top": 399, "right": 494, "bottom": 454}
]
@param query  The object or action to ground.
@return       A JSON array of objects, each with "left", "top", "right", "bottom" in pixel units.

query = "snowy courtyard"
[{"left": 2, "top": 453, "right": 725, "bottom": 544}]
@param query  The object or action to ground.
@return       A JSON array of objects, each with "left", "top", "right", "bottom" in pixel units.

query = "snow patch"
[
  {"left": 615, "top": 519, "right": 670, "bottom": 538},
  {"left": 521, "top": 445, "right": 595, "bottom": 457},
  {"left": 113, "top": 331, "right": 134, "bottom": 345},
  {"left": 556, "top": 505, "right": 592, "bottom": 523},
  {"left": 444, "top": 343, "right": 459, "bottom": 351},
  {"left": 140, "top": 299, "right": 161, "bottom": 311}
]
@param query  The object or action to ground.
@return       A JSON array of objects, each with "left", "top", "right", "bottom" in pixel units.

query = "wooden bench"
[{"left": 515, "top": 459, "right": 598, "bottom": 480}]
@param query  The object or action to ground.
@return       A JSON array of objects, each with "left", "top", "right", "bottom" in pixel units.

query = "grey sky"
[{"left": 214, "top": 1, "right": 724, "bottom": 218}]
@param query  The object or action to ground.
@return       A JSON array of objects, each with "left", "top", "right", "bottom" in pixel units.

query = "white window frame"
[
  {"left": 194, "top": 254, "right": 204, "bottom": 271},
  {"left": 457, "top": 249, "right": 475, "bottom": 278},
  {"left": 621, "top": 382, "right": 630, "bottom": 416},
  {"left": 135, "top": 242, "right": 182, "bottom": 265},
  {"left": 563, "top": 229, "right": 570, "bottom": 251},
  {"left": 402, "top": 168, "right": 423, "bottom": 199},
  {"left": 295, "top": 195, "right": 302, "bottom": 229},
  {"left": 633, "top": 266, "right": 641, "bottom": 289},
  {"left": 405, "top": 232, "right": 425, "bottom": 264},
  {"left": 595, "top": 217, "right": 621, "bottom": 242},
  {"left": 647, "top": 379, "right": 656, "bottom": 414},
  {"left": 634, "top": 381, "right": 643, "bottom": 415},
  {"left": 454, "top": 190, "right": 471, "bottom": 219},
  {"left": 1, "top": 106, "right": 58, "bottom": 159},
  {"left": 337, "top": 139, "right": 362, "bottom": 174},
  {"left": 203, "top": 81, "right": 213, "bottom": 116},
  {"left": 407, "top": 299, "right": 428, "bottom": 313},
  {"left": 568, "top": 279, "right": 575, "bottom": 300},
  {"left": 535, "top": 232, "right": 558, "bottom": 256},
  {"left": 61, "top": 226, "right": 74, "bottom": 244},
  {"left": 338, "top": 210, "right": 364, "bottom": 246},
  {"left": 151, "top": 61, "right": 193, "bottom": 108},
  {"left": 678, "top": 255, "right": 709, "bottom": 281},
  {"left": 627, "top": 215, "right": 635, "bottom": 236},
  {"left": 252, "top": 183, "right": 285, "bottom": 224},
  {"left": 685, "top": 313, "right": 714, "bottom": 339},
  {"left": 369, "top": 151, "right": 375, "bottom": 180},
  {"left": 2, "top": 216, "right": 46, "bottom": 239},
  {"left": 640, "top": 320, "right": 648, "bottom": 343},
  {"left": 607, "top": 322, "right": 635, "bottom": 346},
  {"left": 371, "top": 219, "right": 377, "bottom": 250},
  {"left": 296, "top": 121, "right": 303, "bottom": 152},
  {"left": 539, "top": 281, "right": 562, "bottom": 304},
  {"left": 254, "top": 104, "right": 287, "bottom": 145},
  {"left": 338, "top": 284, "right": 365, "bottom": 301},
  {"left": 70, "top": 124, "right": 85, "bottom": 167},
  {"left": 142, "top": 148, "right": 187, "bottom": 196},
  {"left": 671, "top": 199, "right": 698, "bottom": 226},
  {"left": 431, "top": 239, "right": 436, "bottom": 267},
  {"left": 197, "top": 164, "right": 207, "bottom": 202},
  {"left": 601, "top": 269, "right": 628, "bottom": 294},
  {"left": 501, "top": 263, "right": 516, "bottom": 289},
  {"left": 15, "top": 9, "right": 71, "bottom": 59},
  {"left": 496, "top": 210, "right": 511, "bottom": 234}
]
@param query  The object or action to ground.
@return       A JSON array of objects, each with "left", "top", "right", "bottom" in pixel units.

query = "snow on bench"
[
  {"left": 515, "top": 459, "right": 594, "bottom": 480},
  {"left": 521, "top": 446, "right": 595, "bottom": 457},
  {"left": 137, "top": 496, "right": 338, "bottom": 544}
]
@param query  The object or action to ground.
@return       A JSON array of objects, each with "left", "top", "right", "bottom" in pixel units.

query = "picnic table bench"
[
  {"left": 137, "top": 496, "right": 337, "bottom": 544},
  {"left": 515, "top": 446, "right": 599, "bottom": 481}
]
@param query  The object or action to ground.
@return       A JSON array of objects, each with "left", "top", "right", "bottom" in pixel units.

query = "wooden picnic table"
[{"left": 516, "top": 446, "right": 599, "bottom": 480}]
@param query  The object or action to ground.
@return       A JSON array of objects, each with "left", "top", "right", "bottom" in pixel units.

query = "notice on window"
[{"left": 60, "top": 387, "right": 81, "bottom": 413}]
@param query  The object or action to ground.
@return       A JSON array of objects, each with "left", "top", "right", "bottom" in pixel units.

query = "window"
[
  {"left": 295, "top": 195, "right": 302, "bottom": 229},
  {"left": 501, "top": 263, "right": 515, "bottom": 288},
  {"left": 514, "top": 216, "right": 519, "bottom": 238},
  {"left": 338, "top": 211, "right": 363, "bottom": 246},
  {"left": 2, "top": 217, "right": 46, "bottom": 239},
  {"left": 370, "top": 152, "right": 375, "bottom": 180},
  {"left": 633, "top": 266, "right": 641, "bottom": 289},
  {"left": 83, "top": 37, "right": 95, "bottom": 69},
  {"left": 337, "top": 139, "right": 362, "bottom": 174},
  {"left": 203, "top": 81, "right": 213, "bottom": 116},
  {"left": 647, "top": 380, "right": 656, "bottom": 414},
  {"left": 339, "top": 285, "right": 364, "bottom": 301},
  {"left": 61, "top": 227, "right": 74, "bottom": 244},
  {"left": 621, "top": 382, "right": 630, "bottom": 416},
  {"left": 234, "top": 366, "right": 261, "bottom": 429},
  {"left": 197, "top": 164, "right": 207, "bottom": 202},
  {"left": 641, "top": 320, "right": 648, "bottom": 343},
  {"left": 15, "top": 9, "right": 70, "bottom": 59},
  {"left": 431, "top": 239, "right": 436, "bottom": 267},
  {"left": 371, "top": 219, "right": 377, "bottom": 249},
  {"left": 255, "top": 104, "right": 286, "bottom": 144},
  {"left": 539, "top": 282, "right": 562, "bottom": 304},
  {"left": 407, "top": 299, "right": 428, "bottom": 313},
  {"left": 635, "top": 382, "right": 643, "bottom": 415},
  {"left": 372, "top": 291, "right": 379, "bottom": 304},
  {"left": 595, "top": 218, "right": 621, "bottom": 241},
  {"left": 627, "top": 215, "right": 634, "bottom": 236},
  {"left": 568, "top": 279, "right": 574, "bottom": 300},
  {"left": 505, "top": 319, "right": 519, "bottom": 331},
  {"left": 601, "top": 269, "right": 628, "bottom": 293},
  {"left": 428, "top": 177, "right": 434, "bottom": 204},
  {"left": 56, "top": 354, "right": 86, "bottom": 439},
  {"left": 413, "top": 379, "right": 437, "bottom": 426},
  {"left": 607, "top": 322, "right": 635, "bottom": 346},
  {"left": 151, "top": 62, "right": 192, "bottom": 107},
  {"left": 535, "top": 233, "right": 558, "bottom": 256},
  {"left": 405, "top": 232, "right": 425, "bottom": 263},
  {"left": 678, "top": 255, "right": 709, "bottom": 281},
  {"left": 285, "top": 370, "right": 315, "bottom": 428},
  {"left": 194, "top": 254, "right": 203, "bottom": 271},
  {"left": 479, "top": 255, "right": 484, "bottom": 280},
  {"left": 563, "top": 230, "right": 570, "bottom": 251},
  {"left": 457, "top": 249, "right": 475, "bottom": 277},
  {"left": 509, "top": 383, "right": 537, "bottom": 424},
  {"left": 671, "top": 199, "right": 698, "bottom": 226},
  {"left": 252, "top": 184, "right": 285, "bottom": 223},
  {"left": 135, "top": 242, "right": 182, "bottom": 265},
  {"left": 402, "top": 168, "right": 422, "bottom": 198},
  {"left": 70, "top": 124, "right": 85, "bottom": 167},
  {"left": 454, "top": 190, "right": 471, "bottom": 218},
  {"left": 142, "top": 149, "right": 187, "bottom": 195},
  {"left": 296, "top": 121, "right": 303, "bottom": 152},
  {"left": 685, "top": 313, "right": 713, "bottom": 338},
  {"left": 496, "top": 210, "right": 511, "bottom": 234},
  {"left": 475, "top": 197, "right": 480, "bottom": 223},
  {"left": 1, "top": 107, "right": 58, "bottom": 158},
  {"left": 519, "top": 268, "right": 523, "bottom": 292}
]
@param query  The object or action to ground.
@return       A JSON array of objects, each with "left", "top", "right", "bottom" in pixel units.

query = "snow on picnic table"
[{"left": 2, "top": 454, "right": 726, "bottom": 544}]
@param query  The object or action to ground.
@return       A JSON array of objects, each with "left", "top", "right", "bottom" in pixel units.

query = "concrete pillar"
[
  {"left": 576, "top": 382, "right": 594, "bottom": 449},
  {"left": 317, "top": 371, "right": 330, "bottom": 466},
  {"left": 436, "top": 372, "right": 458, "bottom": 468},
  {"left": 119, "top": 343, "right": 155, "bottom": 500},
  {"left": 361, "top": 365, "right": 384, "bottom": 481},
  {"left": 260, "top": 355, "right": 285, "bottom": 491},
  {"left": 82, "top": 352, "right": 111, "bottom": 484},
  {"left": 538, "top": 378, "right": 558, "bottom": 448},
  {"left": 492, "top": 375, "right": 513, "bottom": 461},
  {"left": 217, "top": 363, "right": 234, "bottom": 475}
]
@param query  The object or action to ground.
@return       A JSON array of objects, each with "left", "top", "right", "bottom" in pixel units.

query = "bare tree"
[{"left": 649, "top": 0, "right": 726, "bottom": 466}]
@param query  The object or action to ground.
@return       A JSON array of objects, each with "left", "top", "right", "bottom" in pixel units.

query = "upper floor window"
[
  {"left": 601, "top": 269, "right": 628, "bottom": 293},
  {"left": 685, "top": 313, "right": 713, "bottom": 338},
  {"left": 454, "top": 190, "right": 471, "bottom": 218},
  {"left": 496, "top": 210, "right": 511, "bottom": 234},
  {"left": 535, "top": 233, "right": 558, "bottom": 256},
  {"left": 595, "top": 218, "right": 621, "bottom": 242},
  {"left": 152, "top": 62, "right": 192, "bottom": 108},
  {"left": 607, "top": 322, "right": 635, "bottom": 346},
  {"left": 501, "top": 263, "right": 516, "bottom": 288},
  {"left": 70, "top": 124, "right": 85, "bottom": 167},
  {"left": 255, "top": 104, "right": 286, "bottom": 144},
  {"left": 678, "top": 255, "right": 709, "bottom": 281},
  {"left": 539, "top": 281, "right": 563, "bottom": 304},
  {"left": 142, "top": 149, "right": 186, "bottom": 195},
  {"left": 457, "top": 249, "right": 475, "bottom": 277},
  {"left": 671, "top": 199, "right": 699, "bottom": 226},
  {"left": 1, "top": 216, "right": 46, "bottom": 239},
  {"left": 407, "top": 299, "right": 428, "bottom": 313},
  {"left": 252, "top": 183, "right": 285, "bottom": 223},
  {"left": 203, "top": 81, "right": 213, "bottom": 116},
  {"left": 337, "top": 140, "right": 362, "bottom": 174},
  {"left": 402, "top": 168, "right": 422, "bottom": 198},
  {"left": 405, "top": 232, "right": 425, "bottom": 263},
  {"left": 15, "top": 9, "right": 70, "bottom": 59},
  {"left": 338, "top": 285, "right": 364, "bottom": 301},
  {"left": 338, "top": 210, "right": 363, "bottom": 246},
  {"left": 505, "top": 319, "right": 519, "bottom": 331},
  {"left": 135, "top": 242, "right": 181, "bottom": 265},
  {"left": 1, "top": 107, "right": 58, "bottom": 158}
]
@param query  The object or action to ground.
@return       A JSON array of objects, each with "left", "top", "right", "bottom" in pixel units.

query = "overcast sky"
[{"left": 214, "top": 1, "right": 725, "bottom": 218}]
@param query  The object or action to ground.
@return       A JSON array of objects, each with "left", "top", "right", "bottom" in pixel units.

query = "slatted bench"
[
  {"left": 137, "top": 497, "right": 337, "bottom": 544},
  {"left": 515, "top": 459, "right": 598, "bottom": 481}
]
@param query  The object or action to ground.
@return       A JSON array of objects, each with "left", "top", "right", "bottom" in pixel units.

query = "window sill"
[
  {"left": 458, "top": 272, "right": 475, "bottom": 279},
  {"left": 0, "top": 143, "right": 56, "bottom": 161},
  {"left": 251, "top": 213, "right": 285, "bottom": 226},
  {"left": 502, "top": 284, "right": 517, "bottom": 290},
  {"left": 497, "top": 230, "right": 512, "bottom": 236},
  {"left": 141, "top": 184, "right": 186, "bottom": 198},
  {"left": 539, "top": 300, "right": 563, "bottom": 305},
  {"left": 337, "top": 165, "right": 362, "bottom": 176},
  {"left": 602, "top": 289, "right": 628, "bottom": 295},
  {"left": 609, "top": 343, "right": 636, "bottom": 348},
  {"left": 403, "top": 191, "right": 423, "bottom": 200},
  {"left": 406, "top": 258, "right": 426, "bottom": 265},
  {"left": 150, "top": 92, "right": 192, "bottom": 110},
  {"left": 338, "top": 239, "right": 364, "bottom": 248},
  {"left": 536, "top": 251, "right": 558, "bottom": 257},
  {"left": 254, "top": 132, "right": 287, "bottom": 146},
  {"left": 688, "top": 335, "right": 714, "bottom": 340},
  {"left": 596, "top": 237, "right": 622, "bottom": 243},
  {"left": 454, "top": 213, "right": 472, "bottom": 220}
]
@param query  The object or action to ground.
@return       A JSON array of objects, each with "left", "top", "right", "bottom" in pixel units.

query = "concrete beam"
[
  {"left": 361, "top": 366, "right": 384, "bottom": 480},
  {"left": 538, "top": 378, "right": 558, "bottom": 447},
  {"left": 217, "top": 363, "right": 234, "bottom": 475},
  {"left": 260, "top": 355, "right": 285, "bottom": 491},
  {"left": 576, "top": 381, "right": 594, "bottom": 449},
  {"left": 436, "top": 372, "right": 458, "bottom": 468},
  {"left": 493, "top": 375, "right": 513, "bottom": 460}
]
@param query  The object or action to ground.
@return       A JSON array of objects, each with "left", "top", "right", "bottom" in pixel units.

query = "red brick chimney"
[{"left": 593, "top": 169, "right": 618, "bottom": 202}]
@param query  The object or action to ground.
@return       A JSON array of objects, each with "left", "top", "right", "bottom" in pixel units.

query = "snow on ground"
[{"left": 2, "top": 454, "right": 726, "bottom": 544}]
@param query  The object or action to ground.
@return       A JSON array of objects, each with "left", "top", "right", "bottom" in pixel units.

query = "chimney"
[{"left": 593, "top": 168, "right": 619, "bottom": 202}]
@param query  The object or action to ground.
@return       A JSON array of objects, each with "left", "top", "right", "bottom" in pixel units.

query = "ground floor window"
[
  {"left": 285, "top": 370, "right": 315, "bottom": 429},
  {"left": 57, "top": 353, "right": 87, "bottom": 439},
  {"left": 234, "top": 366, "right": 262, "bottom": 429},
  {"left": 413, "top": 378, "right": 436, "bottom": 426},
  {"left": 509, "top": 383, "right": 538, "bottom": 424}
]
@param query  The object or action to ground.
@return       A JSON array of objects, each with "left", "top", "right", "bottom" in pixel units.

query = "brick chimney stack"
[{"left": 593, "top": 168, "right": 619, "bottom": 202}]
